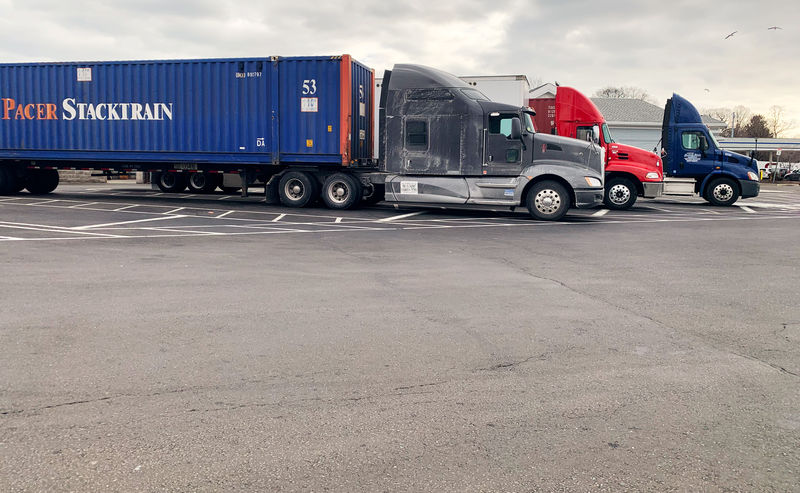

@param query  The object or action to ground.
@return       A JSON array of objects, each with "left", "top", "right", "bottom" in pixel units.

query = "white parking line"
[
  {"left": 72, "top": 215, "right": 188, "bottom": 230},
  {"left": 216, "top": 210, "right": 234, "bottom": 218},
  {"left": 378, "top": 211, "right": 426, "bottom": 222},
  {"left": 272, "top": 214, "right": 287, "bottom": 222},
  {"left": 592, "top": 209, "right": 609, "bottom": 217},
  {"left": 334, "top": 217, "right": 343, "bottom": 223},
  {"left": 112, "top": 205, "right": 138, "bottom": 211},
  {"left": 164, "top": 207, "right": 185, "bottom": 214},
  {"left": 737, "top": 205, "right": 756, "bottom": 213},
  {"left": 0, "top": 221, "right": 125, "bottom": 237}
]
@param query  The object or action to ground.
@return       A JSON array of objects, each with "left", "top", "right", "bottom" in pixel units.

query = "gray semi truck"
[{"left": 363, "top": 64, "right": 605, "bottom": 220}]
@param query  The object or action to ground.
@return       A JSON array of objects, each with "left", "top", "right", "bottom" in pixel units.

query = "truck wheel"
[
  {"left": 187, "top": 173, "right": 219, "bottom": 193},
  {"left": 526, "top": 180, "right": 570, "bottom": 221},
  {"left": 25, "top": 169, "right": 59, "bottom": 195},
  {"left": 604, "top": 177, "right": 637, "bottom": 210},
  {"left": 321, "top": 173, "right": 362, "bottom": 210},
  {"left": 278, "top": 171, "right": 316, "bottom": 207},
  {"left": 705, "top": 178, "right": 739, "bottom": 206},
  {"left": 156, "top": 172, "right": 188, "bottom": 193}
]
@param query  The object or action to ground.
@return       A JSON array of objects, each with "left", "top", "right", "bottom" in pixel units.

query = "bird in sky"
[
  {"left": 724, "top": 31, "right": 737, "bottom": 39},
  {"left": 767, "top": 26, "right": 783, "bottom": 30}
]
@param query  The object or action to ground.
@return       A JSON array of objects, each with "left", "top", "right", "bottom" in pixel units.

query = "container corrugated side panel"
[
  {"left": 350, "top": 58, "right": 373, "bottom": 160},
  {"left": 278, "top": 57, "right": 341, "bottom": 164},
  {"left": 0, "top": 58, "right": 274, "bottom": 161}
]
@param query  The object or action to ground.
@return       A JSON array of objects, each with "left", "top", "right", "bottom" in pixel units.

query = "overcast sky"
[{"left": 2, "top": 0, "right": 799, "bottom": 135}]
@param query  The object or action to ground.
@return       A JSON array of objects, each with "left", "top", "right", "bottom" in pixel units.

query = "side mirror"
[
  {"left": 510, "top": 117, "right": 522, "bottom": 140},
  {"left": 592, "top": 124, "right": 600, "bottom": 144}
]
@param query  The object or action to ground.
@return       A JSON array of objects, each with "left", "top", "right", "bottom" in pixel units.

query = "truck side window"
[
  {"left": 489, "top": 114, "right": 516, "bottom": 138},
  {"left": 577, "top": 126, "right": 593, "bottom": 142},
  {"left": 681, "top": 132, "right": 703, "bottom": 150},
  {"left": 406, "top": 120, "right": 428, "bottom": 148}
]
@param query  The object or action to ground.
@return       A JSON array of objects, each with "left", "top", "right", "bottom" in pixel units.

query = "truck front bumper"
[
  {"left": 642, "top": 181, "right": 664, "bottom": 198},
  {"left": 574, "top": 188, "right": 604, "bottom": 209},
  {"left": 740, "top": 180, "right": 760, "bottom": 198}
]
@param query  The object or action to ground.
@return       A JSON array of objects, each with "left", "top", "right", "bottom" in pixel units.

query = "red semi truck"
[{"left": 530, "top": 87, "right": 663, "bottom": 209}]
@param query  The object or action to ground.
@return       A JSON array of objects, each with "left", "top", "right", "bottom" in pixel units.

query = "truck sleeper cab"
[
  {"left": 661, "top": 94, "right": 759, "bottom": 206},
  {"left": 379, "top": 65, "right": 605, "bottom": 220}
]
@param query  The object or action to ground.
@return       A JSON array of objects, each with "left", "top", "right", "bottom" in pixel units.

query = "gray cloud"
[{"left": 1, "top": 0, "right": 798, "bottom": 134}]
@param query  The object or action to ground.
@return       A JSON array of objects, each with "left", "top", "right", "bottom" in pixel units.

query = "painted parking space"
[{"left": 0, "top": 184, "right": 798, "bottom": 242}]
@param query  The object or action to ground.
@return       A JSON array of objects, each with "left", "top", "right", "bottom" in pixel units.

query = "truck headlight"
[
  {"left": 584, "top": 177, "right": 602, "bottom": 187},
  {"left": 747, "top": 171, "right": 758, "bottom": 181},
  {"left": 645, "top": 172, "right": 660, "bottom": 179}
]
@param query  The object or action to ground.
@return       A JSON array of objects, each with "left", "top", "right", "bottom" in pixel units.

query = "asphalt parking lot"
[{"left": 1, "top": 183, "right": 799, "bottom": 491}]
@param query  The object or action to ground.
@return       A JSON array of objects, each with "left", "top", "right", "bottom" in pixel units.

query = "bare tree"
[
  {"left": 593, "top": 86, "right": 656, "bottom": 104},
  {"left": 702, "top": 107, "right": 733, "bottom": 126},
  {"left": 766, "top": 105, "right": 794, "bottom": 137}
]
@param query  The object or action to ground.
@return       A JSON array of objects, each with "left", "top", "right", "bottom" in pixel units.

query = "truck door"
[
  {"left": 484, "top": 112, "right": 523, "bottom": 176},
  {"left": 677, "top": 130, "right": 717, "bottom": 177}
]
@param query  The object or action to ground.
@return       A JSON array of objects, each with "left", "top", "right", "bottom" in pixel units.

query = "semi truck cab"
[
  {"left": 661, "top": 94, "right": 759, "bottom": 205},
  {"left": 379, "top": 65, "right": 605, "bottom": 220},
  {"left": 531, "top": 87, "right": 664, "bottom": 210}
]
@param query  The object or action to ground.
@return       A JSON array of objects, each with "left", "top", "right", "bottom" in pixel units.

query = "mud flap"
[{"left": 264, "top": 174, "right": 280, "bottom": 204}]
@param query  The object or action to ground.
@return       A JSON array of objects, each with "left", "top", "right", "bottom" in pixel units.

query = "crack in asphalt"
[{"left": 493, "top": 256, "right": 800, "bottom": 381}]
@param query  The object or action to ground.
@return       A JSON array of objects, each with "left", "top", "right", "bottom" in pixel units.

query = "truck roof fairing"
[
  {"left": 387, "top": 64, "right": 473, "bottom": 90},
  {"left": 669, "top": 93, "right": 704, "bottom": 125},
  {"left": 557, "top": 87, "right": 604, "bottom": 124}
]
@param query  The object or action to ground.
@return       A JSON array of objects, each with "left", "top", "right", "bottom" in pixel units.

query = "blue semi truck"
[
  {"left": 0, "top": 55, "right": 604, "bottom": 220},
  {"left": 660, "top": 93, "right": 760, "bottom": 205}
]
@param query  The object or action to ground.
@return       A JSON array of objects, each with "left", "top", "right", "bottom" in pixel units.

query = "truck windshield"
[
  {"left": 523, "top": 112, "right": 535, "bottom": 133},
  {"left": 602, "top": 124, "right": 614, "bottom": 143},
  {"left": 707, "top": 127, "right": 721, "bottom": 148},
  {"left": 461, "top": 88, "right": 490, "bottom": 101}
]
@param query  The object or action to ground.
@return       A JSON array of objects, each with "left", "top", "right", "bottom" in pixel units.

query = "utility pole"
[{"left": 731, "top": 112, "right": 736, "bottom": 138}]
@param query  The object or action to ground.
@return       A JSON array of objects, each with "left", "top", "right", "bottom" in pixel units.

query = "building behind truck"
[{"left": 0, "top": 56, "right": 604, "bottom": 220}]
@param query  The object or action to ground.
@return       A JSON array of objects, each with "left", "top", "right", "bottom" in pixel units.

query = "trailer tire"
[
  {"left": 187, "top": 173, "right": 219, "bottom": 193},
  {"left": 603, "top": 177, "right": 637, "bottom": 210},
  {"left": 705, "top": 177, "right": 739, "bottom": 206},
  {"left": 25, "top": 169, "right": 59, "bottom": 195},
  {"left": 526, "top": 180, "right": 570, "bottom": 221},
  {"left": 278, "top": 171, "right": 316, "bottom": 207},
  {"left": 156, "top": 172, "right": 188, "bottom": 193},
  {"left": 321, "top": 173, "right": 362, "bottom": 210}
]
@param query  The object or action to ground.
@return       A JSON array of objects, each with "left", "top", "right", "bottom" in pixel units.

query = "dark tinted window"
[{"left": 406, "top": 120, "right": 427, "bottom": 147}]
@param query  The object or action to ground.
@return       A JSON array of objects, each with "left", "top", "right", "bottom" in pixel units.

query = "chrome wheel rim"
[
  {"left": 284, "top": 179, "right": 305, "bottom": 200},
  {"left": 327, "top": 181, "right": 350, "bottom": 204},
  {"left": 713, "top": 183, "right": 734, "bottom": 202},
  {"left": 534, "top": 189, "right": 562, "bottom": 215},
  {"left": 608, "top": 184, "right": 631, "bottom": 205}
]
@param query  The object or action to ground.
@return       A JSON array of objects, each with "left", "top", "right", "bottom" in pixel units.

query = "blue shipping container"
[{"left": 0, "top": 55, "right": 374, "bottom": 167}]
